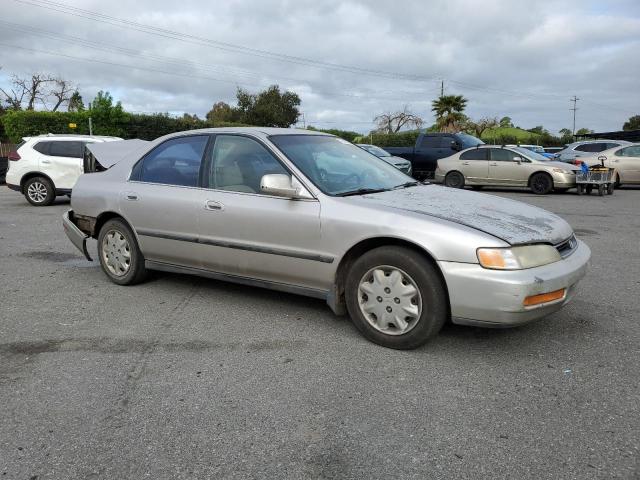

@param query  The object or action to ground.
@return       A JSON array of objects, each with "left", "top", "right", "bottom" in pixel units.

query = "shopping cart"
[{"left": 576, "top": 157, "right": 615, "bottom": 196}]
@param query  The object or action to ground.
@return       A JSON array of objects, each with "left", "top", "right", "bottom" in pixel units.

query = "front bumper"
[
  {"left": 63, "top": 210, "right": 92, "bottom": 261},
  {"left": 439, "top": 239, "right": 590, "bottom": 327},
  {"left": 552, "top": 171, "right": 577, "bottom": 187}
]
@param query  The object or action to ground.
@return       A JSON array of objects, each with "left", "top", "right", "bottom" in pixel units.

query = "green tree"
[
  {"left": 88, "top": 91, "right": 129, "bottom": 136},
  {"left": 235, "top": 85, "right": 300, "bottom": 127},
  {"left": 206, "top": 101, "right": 240, "bottom": 124},
  {"left": 623, "top": 115, "right": 640, "bottom": 131},
  {"left": 431, "top": 94, "right": 468, "bottom": 132},
  {"left": 575, "top": 128, "right": 593, "bottom": 136},
  {"left": 67, "top": 90, "right": 84, "bottom": 112},
  {"left": 499, "top": 116, "right": 513, "bottom": 128},
  {"left": 527, "top": 125, "right": 548, "bottom": 135}
]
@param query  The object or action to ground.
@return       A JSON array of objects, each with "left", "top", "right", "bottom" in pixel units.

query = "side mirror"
[
  {"left": 513, "top": 156, "right": 523, "bottom": 164},
  {"left": 260, "top": 174, "right": 299, "bottom": 198},
  {"left": 451, "top": 140, "right": 461, "bottom": 151}
]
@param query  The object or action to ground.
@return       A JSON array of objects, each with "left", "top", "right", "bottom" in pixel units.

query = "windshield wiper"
[
  {"left": 392, "top": 181, "right": 420, "bottom": 190},
  {"left": 336, "top": 187, "right": 391, "bottom": 197}
]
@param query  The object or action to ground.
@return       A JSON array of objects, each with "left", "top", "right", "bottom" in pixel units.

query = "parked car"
[
  {"left": 357, "top": 144, "right": 412, "bottom": 175},
  {"left": 383, "top": 132, "right": 484, "bottom": 179},
  {"left": 63, "top": 128, "right": 590, "bottom": 350},
  {"left": 544, "top": 146, "right": 564, "bottom": 155},
  {"left": 5, "top": 134, "right": 122, "bottom": 206},
  {"left": 556, "top": 140, "right": 631, "bottom": 164},
  {"left": 434, "top": 145, "right": 580, "bottom": 194},
  {"left": 579, "top": 143, "right": 640, "bottom": 187},
  {"left": 515, "top": 144, "right": 557, "bottom": 159}
]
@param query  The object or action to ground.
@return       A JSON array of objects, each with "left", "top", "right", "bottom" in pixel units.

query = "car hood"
[
  {"left": 381, "top": 155, "right": 410, "bottom": 166},
  {"left": 353, "top": 185, "right": 573, "bottom": 245}
]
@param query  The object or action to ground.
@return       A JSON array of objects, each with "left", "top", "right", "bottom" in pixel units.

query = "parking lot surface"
[{"left": 1, "top": 186, "right": 639, "bottom": 479}]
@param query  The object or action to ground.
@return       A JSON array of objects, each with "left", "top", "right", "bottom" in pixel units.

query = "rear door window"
[
  {"left": 419, "top": 136, "right": 443, "bottom": 149},
  {"left": 33, "top": 141, "right": 51, "bottom": 155},
  {"left": 489, "top": 148, "right": 519, "bottom": 161},
  {"left": 49, "top": 141, "right": 84, "bottom": 158},
  {"left": 575, "top": 143, "right": 606, "bottom": 153},
  {"left": 459, "top": 149, "right": 488, "bottom": 160},
  {"left": 133, "top": 135, "right": 208, "bottom": 187}
]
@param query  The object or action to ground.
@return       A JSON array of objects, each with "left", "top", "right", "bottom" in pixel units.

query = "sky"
[{"left": 1, "top": 0, "right": 639, "bottom": 135}]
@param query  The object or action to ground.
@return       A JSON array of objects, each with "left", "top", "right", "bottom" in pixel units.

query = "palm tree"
[{"left": 431, "top": 95, "right": 468, "bottom": 132}]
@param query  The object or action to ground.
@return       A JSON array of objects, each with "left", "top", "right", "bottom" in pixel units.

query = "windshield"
[
  {"left": 270, "top": 135, "right": 415, "bottom": 196},
  {"left": 513, "top": 146, "right": 550, "bottom": 161},
  {"left": 456, "top": 133, "right": 484, "bottom": 148},
  {"left": 360, "top": 145, "right": 391, "bottom": 157}
]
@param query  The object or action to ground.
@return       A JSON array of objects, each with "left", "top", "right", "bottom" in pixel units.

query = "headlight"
[
  {"left": 477, "top": 245, "right": 561, "bottom": 270},
  {"left": 552, "top": 168, "right": 570, "bottom": 174}
]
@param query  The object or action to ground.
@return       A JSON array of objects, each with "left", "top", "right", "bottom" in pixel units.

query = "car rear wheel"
[
  {"left": 345, "top": 246, "right": 447, "bottom": 350},
  {"left": 444, "top": 171, "right": 465, "bottom": 189},
  {"left": 530, "top": 172, "right": 553, "bottom": 195},
  {"left": 614, "top": 173, "right": 621, "bottom": 188},
  {"left": 24, "top": 176, "right": 55, "bottom": 206},
  {"left": 98, "top": 218, "right": 148, "bottom": 285}
]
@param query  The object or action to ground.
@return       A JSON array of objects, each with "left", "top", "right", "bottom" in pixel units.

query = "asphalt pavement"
[{"left": 0, "top": 185, "right": 639, "bottom": 479}]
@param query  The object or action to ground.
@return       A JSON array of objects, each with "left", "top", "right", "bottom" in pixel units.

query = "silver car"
[
  {"left": 357, "top": 144, "right": 413, "bottom": 176},
  {"left": 63, "top": 128, "right": 590, "bottom": 349},
  {"left": 435, "top": 145, "right": 580, "bottom": 194},
  {"left": 557, "top": 139, "right": 631, "bottom": 163}
]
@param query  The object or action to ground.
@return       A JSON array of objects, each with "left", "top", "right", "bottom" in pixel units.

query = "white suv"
[{"left": 6, "top": 134, "right": 121, "bottom": 206}]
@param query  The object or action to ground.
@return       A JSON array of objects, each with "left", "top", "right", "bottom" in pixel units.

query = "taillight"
[
  {"left": 8, "top": 150, "right": 21, "bottom": 161},
  {"left": 574, "top": 159, "right": 583, "bottom": 166}
]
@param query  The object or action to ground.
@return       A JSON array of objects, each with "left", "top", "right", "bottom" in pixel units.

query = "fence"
[{"left": 0, "top": 143, "right": 17, "bottom": 157}]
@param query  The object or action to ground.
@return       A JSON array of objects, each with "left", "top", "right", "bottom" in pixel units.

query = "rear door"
[
  {"left": 197, "top": 134, "right": 325, "bottom": 290},
  {"left": 488, "top": 148, "right": 528, "bottom": 185},
  {"left": 123, "top": 134, "right": 210, "bottom": 268},
  {"left": 414, "top": 135, "right": 451, "bottom": 172},
  {"left": 457, "top": 148, "right": 489, "bottom": 183},
  {"left": 46, "top": 140, "right": 85, "bottom": 189},
  {"left": 610, "top": 145, "right": 640, "bottom": 183}
]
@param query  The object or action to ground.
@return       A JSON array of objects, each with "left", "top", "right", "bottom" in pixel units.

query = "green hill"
[{"left": 481, "top": 127, "right": 541, "bottom": 144}]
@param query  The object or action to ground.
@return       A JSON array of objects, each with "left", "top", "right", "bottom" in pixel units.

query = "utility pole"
[
  {"left": 440, "top": 80, "right": 444, "bottom": 98},
  {"left": 570, "top": 96, "right": 579, "bottom": 137},
  {"left": 301, "top": 112, "right": 306, "bottom": 129},
  {"left": 88, "top": 116, "right": 93, "bottom": 136}
]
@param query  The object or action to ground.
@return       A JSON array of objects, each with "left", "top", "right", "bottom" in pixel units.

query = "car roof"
[
  {"left": 23, "top": 134, "right": 122, "bottom": 142},
  {"left": 567, "top": 139, "right": 631, "bottom": 146}
]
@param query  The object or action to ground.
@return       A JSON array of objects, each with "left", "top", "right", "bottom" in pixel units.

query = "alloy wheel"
[{"left": 27, "top": 182, "right": 48, "bottom": 203}]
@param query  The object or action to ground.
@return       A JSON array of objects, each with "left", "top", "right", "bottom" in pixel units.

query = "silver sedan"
[
  {"left": 435, "top": 145, "right": 580, "bottom": 194},
  {"left": 63, "top": 128, "right": 590, "bottom": 349}
]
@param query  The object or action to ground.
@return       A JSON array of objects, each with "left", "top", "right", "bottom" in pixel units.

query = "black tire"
[
  {"left": 598, "top": 184, "right": 605, "bottom": 196},
  {"left": 345, "top": 246, "right": 448, "bottom": 350},
  {"left": 586, "top": 185, "right": 593, "bottom": 194},
  {"left": 607, "top": 183, "right": 614, "bottom": 195},
  {"left": 614, "top": 173, "right": 621, "bottom": 188},
  {"left": 97, "top": 218, "right": 148, "bottom": 286},
  {"left": 24, "top": 176, "right": 55, "bottom": 206},
  {"left": 444, "top": 171, "right": 465, "bottom": 189},
  {"left": 530, "top": 172, "right": 553, "bottom": 195},
  {"left": 577, "top": 185, "right": 584, "bottom": 195}
]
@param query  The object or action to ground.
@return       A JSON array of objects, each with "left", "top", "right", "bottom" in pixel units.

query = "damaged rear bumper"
[{"left": 63, "top": 210, "right": 92, "bottom": 261}]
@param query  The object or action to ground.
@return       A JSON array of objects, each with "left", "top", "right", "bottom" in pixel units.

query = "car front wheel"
[
  {"left": 24, "top": 176, "right": 55, "bottom": 206},
  {"left": 530, "top": 172, "right": 553, "bottom": 195},
  {"left": 345, "top": 246, "right": 447, "bottom": 350},
  {"left": 97, "top": 218, "right": 148, "bottom": 285}
]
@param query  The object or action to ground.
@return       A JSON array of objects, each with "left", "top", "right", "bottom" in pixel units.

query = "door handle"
[
  {"left": 205, "top": 200, "right": 223, "bottom": 211},
  {"left": 123, "top": 192, "right": 138, "bottom": 201},
  {"left": 462, "top": 161, "right": 470, "bottom": 165},
  {"left": 489, "top": 162, "right": 498, "bottom": 166},
  {"left": 41, "top": 159, "right": 51, "bottom": 164}
]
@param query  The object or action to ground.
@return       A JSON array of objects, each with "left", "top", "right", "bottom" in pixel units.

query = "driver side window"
[{"left": 207, "top": 135, "right": 288, "bottom": 194}]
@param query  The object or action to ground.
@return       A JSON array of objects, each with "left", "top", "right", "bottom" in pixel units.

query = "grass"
[{"left": 481, "top": 126, "right": 541, "bottom": 143}]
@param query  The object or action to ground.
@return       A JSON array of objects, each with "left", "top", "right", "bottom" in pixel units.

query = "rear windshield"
[{"left": 456, "top": 133, "right": 484, "bottom": 148}]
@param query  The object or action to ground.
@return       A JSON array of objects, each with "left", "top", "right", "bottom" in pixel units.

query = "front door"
[
  {"left": 488, "top": 148, "right": 528, "bottom": 186},
  {"left": 457, "top": 148, "right": 489, "bottom": 184},
  {"left": 197, "top": 134, "right": 325, "bottom": 291},
  {"left": 121, "top": 134, "right": 210, "bottom": 268}
]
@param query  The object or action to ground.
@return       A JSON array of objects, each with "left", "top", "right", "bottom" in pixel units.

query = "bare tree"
[
  {"left": 374, "top": 105, "right": 424, "bottom": 134},
  {"left": 0, "top": 73, "right": 56, "bottom": 110},
  {"left": 50, "top": 78, "right": 75, "bottom": 111},
  {"left": 465, "top": 116, "right": 498, "bottom": 138}
]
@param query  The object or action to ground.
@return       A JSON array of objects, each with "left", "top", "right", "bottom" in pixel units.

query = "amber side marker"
[{"left": 523, "top": 288, "right": 566, "bottom": 307}]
